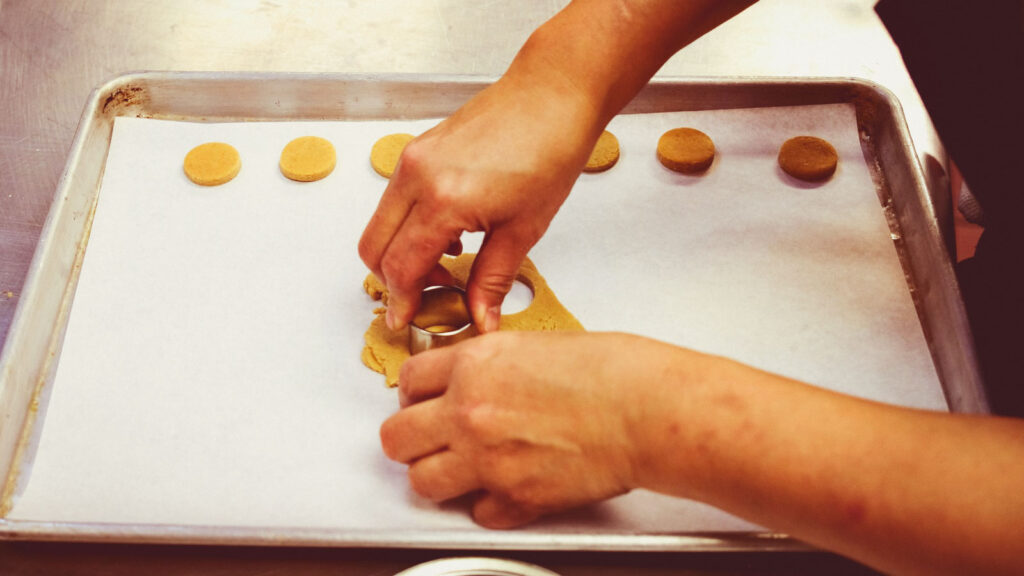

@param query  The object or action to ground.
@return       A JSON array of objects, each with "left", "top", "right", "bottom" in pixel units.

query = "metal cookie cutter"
[{"left": 408, "top": 285, "right": 478, "bottom": 354}]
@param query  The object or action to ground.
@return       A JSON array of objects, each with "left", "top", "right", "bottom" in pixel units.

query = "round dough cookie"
[
  {"left": 370, "top": 133, "right": 415, "bottom": 178},
  {"left": 778, "top": 136, "right": 838, "bottom": 181},
  {"left": 583, "top": 130, "right": 620, "bottom": 173},
  {"left": 656, "top": 127, "right": 715, "bottom": 174},
  {"left": 279, "top": 136, "right": 336, "bottom": 182},
  {"left": 183, "top": 142, "right": 241, "bottom": 186}
]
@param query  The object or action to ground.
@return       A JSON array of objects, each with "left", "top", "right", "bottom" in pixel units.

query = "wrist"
[
  {"left": 621, "top": 342, "right": 747, "bottom": 501},
  {"left": 501, "top": 9, "right": 627, "bottom": 132}
]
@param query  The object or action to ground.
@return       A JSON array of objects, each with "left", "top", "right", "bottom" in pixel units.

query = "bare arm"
[
  {"left": 382, "top": 332, "right": 1024, "bottom": 576},
  {"left": 358, "top": 0, "right": 757, "bottom": 332},
  {"left": 631, "top": 340, "right": 1024, "bottom": 576}
]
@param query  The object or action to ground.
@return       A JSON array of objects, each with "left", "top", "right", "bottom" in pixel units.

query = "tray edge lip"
[
  {"left": 0, "top": 518, "right": 808, "bottom": 552},
  {"left": 0, "top": 72, "right": 982, "bottom": 547}
]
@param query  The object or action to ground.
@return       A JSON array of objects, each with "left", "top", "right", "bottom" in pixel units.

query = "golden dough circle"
[
  {"left": 583, "top": 130, "right": 620, "bottom": 173},
  {"left": 778, "top": 136, "right": 838, "bottom": 181},
  {"left": 183, "top": 142, "right": 241, "bottom": 186},
  {"left": 370, "top": 133, "right": 415, "bottom": 178},
  {"left": 656, "top": 127, "right": 715, "bottom": 174},
  {"left": 279, "top": 136, "right": 337, "bottom": 182}
]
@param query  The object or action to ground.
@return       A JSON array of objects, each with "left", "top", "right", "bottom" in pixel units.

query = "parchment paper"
[{"left": 7, "top": 104, "right": 944, "bottom": 535}]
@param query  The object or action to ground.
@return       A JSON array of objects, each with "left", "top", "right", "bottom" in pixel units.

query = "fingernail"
[
  {"left": 386, "top": 307, "right": 397, "bottom": 331},
  {"left": 484, "top": 306, "right": 501, "bottom": 333}
]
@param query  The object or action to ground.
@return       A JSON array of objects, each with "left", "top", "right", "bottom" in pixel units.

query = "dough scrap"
[
  {"left": 583, "top": 130, "right": 620, "bottom": 173},
  {"left": 656, "top": 127, "right": 715, "bottom": 174},
  {"left": 370, "top": 133, "right": 415, "bottom": 178},
  {"left": 778, "top": 136, "right": 838, "bottom": 181},
  {"left": 362, "top": 254, "right": 584, "bottom": 388},
  {"left": 183, "top": 142, "right": 241, "bottom": 186},
  {"left": 280, "top": 136, "right": 336, "bottom": 182}
]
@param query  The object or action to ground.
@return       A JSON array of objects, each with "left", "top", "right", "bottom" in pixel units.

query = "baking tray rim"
[{"left": 0, "top": 71, "right": 985, "bottom": 550}]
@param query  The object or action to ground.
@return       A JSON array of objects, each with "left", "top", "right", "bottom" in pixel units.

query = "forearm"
[
  {"left": 631, "top": 344, "right": 1024, "bottom": 576},
  {"left": 503, "top": 0, "right": 758, "bottom": 132}
]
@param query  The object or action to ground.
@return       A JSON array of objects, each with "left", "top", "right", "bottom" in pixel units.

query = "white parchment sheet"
[{"left": 8, "top": 104, "right": 945, "bottom": 535}]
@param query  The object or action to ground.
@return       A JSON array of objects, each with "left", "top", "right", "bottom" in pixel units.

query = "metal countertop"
[{"left": 1, "top": 1, "right": 937, "bottom": 573}]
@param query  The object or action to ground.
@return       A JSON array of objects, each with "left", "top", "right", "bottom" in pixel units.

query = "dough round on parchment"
[
  {"left": 279, "top": 136, "right": 337, "bottom": 182},
  {"left": 656, "top": 127, "right": 715, "bottom": 174},
  {"left": 183, "top": 142, "right": 241, "bottom": 186},
  {"left": 583, "top": 130, "right": 620, "bottom": 173},
  {"left": 778, "top": 136, "right": 838, "bottom": 181},
  {"left": 370, "top": 133, "right": 415, "bottom": 178}
]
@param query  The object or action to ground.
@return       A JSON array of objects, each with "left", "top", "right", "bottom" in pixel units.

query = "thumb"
[{"left": 467, "top": 229, "right": 531, "bottom": 333}]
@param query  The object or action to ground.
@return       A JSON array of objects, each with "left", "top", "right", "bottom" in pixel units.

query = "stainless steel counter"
[{"left": 0, "top": 0, "right": 939, "bottom": 573}]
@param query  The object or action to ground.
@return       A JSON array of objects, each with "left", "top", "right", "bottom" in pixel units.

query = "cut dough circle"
[
  {"left": 279, "top": 136, "right": 337, "bottom": 182},
  {"left": 183, "top": 142, "right": 241, "bottom": 186},
  {"left": 583, "top": 130, "right": 620, "bottom": 173},
  {"left": 370, "top": 133, "right": 415, "bottom": 178},
  {"left": 778, "top": 136, "right": 838, "bottom": 181},
  {"left": 657, "top": 127, "right": 715, "bottom": 174}
]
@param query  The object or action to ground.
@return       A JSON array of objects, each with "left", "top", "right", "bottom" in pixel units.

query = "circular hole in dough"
[
  {"left": 583, "top": 130, "right": 620, "bottom": 173},
  {"left": 502, "top": 279, "right": 535, "bottom": 314},
  {"left": 778, "top": 136, "right": 838, "bottom": 182},
  {"left": 183, "top": 142, "right": 241, "bottom": 186},
  {"left": 656, "top": 127, "right": 715, "bottom": 174},
  {"left": 370, "top": 133, "right": 415, "bottom": 179},
  {"left": 279, "top": 136, "right": 337, "bottom": 182}
]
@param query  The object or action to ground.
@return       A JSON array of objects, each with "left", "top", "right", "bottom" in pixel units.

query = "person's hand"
[
  {"left": 358, "top": 73, "right": 602, "bottom": 333},
  {"left": 378, "top": 330, "right": 689, "bottom": 528}
]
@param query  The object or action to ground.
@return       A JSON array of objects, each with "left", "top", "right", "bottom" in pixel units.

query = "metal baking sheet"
[{"left": 0, "top": 73, "right": 985, "bottom": 550}]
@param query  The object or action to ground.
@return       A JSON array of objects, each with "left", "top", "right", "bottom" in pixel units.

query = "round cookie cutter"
[{"left": 409, "top": 285, "right": 478, "bottom": 355}]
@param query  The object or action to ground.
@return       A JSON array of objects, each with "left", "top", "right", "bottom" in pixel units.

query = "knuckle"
[
  {"left": 474, "top": 272, "right": 516, "bottom": 298},
  {"left": 397, "top": 357, "right": 425, "bottom": 401},
  {"left": 379, "top": 255, "right": 413, "bottom": 290},
  {"left": 504, "top": 484, "right": 540, "bottom": 510},
  {"left": 357, "top": 235, "right": 379, "bottom": 268},
  {"left": 407, "top": 463, "right": 438, "bottom": 499},
  {"left": 395, "top": 139, "right": 427, "bottom": 174},
  {"left": 399, "top": 356, "right": 419, "bottom": 383},
  {"left": 478, "top": 454, "right": 543, "bottom": 509},
  {"left": 453, "top": 399, "right": 494, "bottom": 439},
  {"left": 380, "top": 240, "right": 446, "bottom": 290}
]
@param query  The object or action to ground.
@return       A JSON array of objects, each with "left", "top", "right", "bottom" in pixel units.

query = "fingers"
[
  {"left": 468, "top": 230, "right": 533, "bottom": 333},
  {"left": 378, "top": 203, "right": 462, "bottom": 331},
  {"left": 408, "top": 450, "right": 480, "bottom": 502},
  {"left": 381, "top": 346, "right": 460, "bottom": 461},
  {"left": 398, "top": 345, "right": 456, "bottom": 408},
  {"left": 472, "top": 493, "right": 542, "bottom": 529},
  {"left": 358, "top": 176, "right": 414, "bottom": 279},
  {"left": 359, "top": 160, "right": 463, "bottom": 331},
  {"left": 379, "top": 399, "right": 449, "bottom": 463}
]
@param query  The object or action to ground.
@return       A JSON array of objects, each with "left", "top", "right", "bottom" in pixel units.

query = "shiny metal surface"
[
  {"left": 0, "top": 1, "right": 940, "bottom": 574},
  {"left": 410, "top": 285, "right": 477, "bottom": 354},
  {"left": 0, "top": 74, "right": 979, "bottom": 558}
]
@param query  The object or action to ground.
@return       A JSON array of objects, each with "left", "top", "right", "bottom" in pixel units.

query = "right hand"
[
  {"left": 379, "top": 331, "right": 666, "bottom": 528},
  {"left": 358, "top": 73, "right": 602, "bottom": 332}
]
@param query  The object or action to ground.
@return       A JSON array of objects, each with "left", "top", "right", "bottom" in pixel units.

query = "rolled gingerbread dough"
[{"left": 361, "top": 253, "right": 584, "bottom": 387}]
